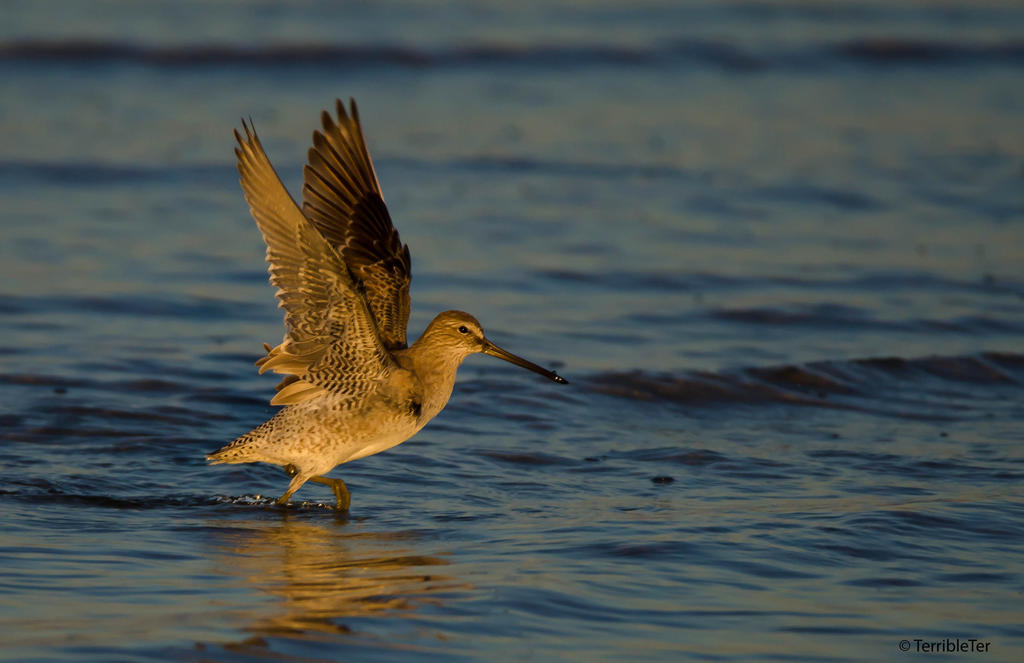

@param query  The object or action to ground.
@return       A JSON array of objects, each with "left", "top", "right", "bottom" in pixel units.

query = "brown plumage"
[
  {"left": 206, "top": 99, "right": 568, "bottom": 510},
  {"left": 302, "top": 100, "right": 411, "bottom": 352}
]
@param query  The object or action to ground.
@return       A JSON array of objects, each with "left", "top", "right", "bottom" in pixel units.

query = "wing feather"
[
  {"left": 234, "top": 120, "right": 394, "bottom": 405},
  {"left": 301, "top": 99, "right": 411, "bottom": 351}
]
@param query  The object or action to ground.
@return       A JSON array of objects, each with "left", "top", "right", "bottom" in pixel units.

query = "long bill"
[{"left": 482, "top": 341, "right": 569, "bottom": 384}]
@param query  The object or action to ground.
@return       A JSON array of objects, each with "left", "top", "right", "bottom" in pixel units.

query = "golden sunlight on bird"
[{"left": 206, "top": 99, "right": 568, "bottom": 510}]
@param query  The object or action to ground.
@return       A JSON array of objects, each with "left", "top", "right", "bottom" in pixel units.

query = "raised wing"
[
  {"left": 301, "top": 98, "right": 412, "bottom": 351},
  {"left": 234, "top": 120, "right": 394, "bottom": 406}
]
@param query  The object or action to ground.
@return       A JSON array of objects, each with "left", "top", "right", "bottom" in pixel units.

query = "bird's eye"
[{"left": 457, "top": 325, "right": 469, "bottom": 334}]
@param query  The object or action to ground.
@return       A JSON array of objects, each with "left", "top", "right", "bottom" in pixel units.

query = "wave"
[
  {"left": 0, "top": 161, "right": 230, "bottom": 188},
  {"left": 0, "top": 157, "right": 687, "bottom": 189},
  {"left": 0, "top": 484, "right": 343, "bottom": 510},
  {"left": 588, "top": 352, "right": 1024, "bottom": 419},
  {"left": 708, "top": 305, "right": 1024, "bottom": 334},
  {"left": 1, "top": 37, "right": 1021, "bottom": 71},
  {"left": 4, "top": 353, "right": 1021, "bottom": 428},
  {"left": 0, "top": 291, "right": 269, "bottom": 323}
]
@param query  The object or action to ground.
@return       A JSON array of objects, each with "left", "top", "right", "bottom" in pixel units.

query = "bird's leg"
[
  {"left": 277, "top": 465, "right": 310, "bottom": 506},
  {"left": 310, "top": 475, "right": 351, "bottom": 511}
]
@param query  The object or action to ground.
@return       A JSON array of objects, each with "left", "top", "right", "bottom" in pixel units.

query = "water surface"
[{"left": 2, "top": 1, "right": 1023, "bottom": 661}]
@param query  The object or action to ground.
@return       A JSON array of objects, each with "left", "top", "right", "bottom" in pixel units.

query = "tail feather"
[
  {"left": 206, "top": 431, "right": 261, "bottom": 465},
  {"left": 207, "top": 404, "right": 282, "bottom": 465}
]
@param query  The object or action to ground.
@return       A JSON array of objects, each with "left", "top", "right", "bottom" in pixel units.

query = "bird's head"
[{"left": 421, "top": 310, "right": 568, "bottom": 384}]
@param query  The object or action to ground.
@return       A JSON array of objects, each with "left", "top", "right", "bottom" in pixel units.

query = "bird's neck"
[{"left": 397, "top": 336, "right": 464, "bottom": 423}]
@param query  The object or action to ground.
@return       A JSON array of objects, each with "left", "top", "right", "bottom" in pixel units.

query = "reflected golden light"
[{"left": 207, "top": 514, "right": 468, "bottom": 638}]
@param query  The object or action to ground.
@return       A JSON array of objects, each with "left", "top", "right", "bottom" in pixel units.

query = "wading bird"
[{"left": 206, "top": 99, "right": 568, "bottom": 509}]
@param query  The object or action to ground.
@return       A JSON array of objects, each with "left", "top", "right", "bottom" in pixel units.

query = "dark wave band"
[{"left": 1, "top": 38, "right": 1022, "bottom": 71}]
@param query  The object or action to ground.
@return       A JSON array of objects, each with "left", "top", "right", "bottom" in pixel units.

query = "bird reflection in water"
[{"left": 207, "top": 514, "right": 465, "bottom": 642}]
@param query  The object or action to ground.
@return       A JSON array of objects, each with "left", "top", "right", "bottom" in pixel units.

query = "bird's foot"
[{"left": 311, "top": 475, "right": 351, "bottom": 511}]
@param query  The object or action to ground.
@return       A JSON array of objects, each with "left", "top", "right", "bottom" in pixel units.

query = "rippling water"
[{"left": 2, "top": 1, "right": 1023, "bottom": 661}]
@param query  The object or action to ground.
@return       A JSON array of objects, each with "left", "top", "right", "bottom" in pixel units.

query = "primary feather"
[{"left": 234, "top": 117, "right": 395, "bottom": 406}]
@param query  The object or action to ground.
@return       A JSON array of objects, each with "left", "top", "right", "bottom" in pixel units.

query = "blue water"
[{"left": 2, "top": 1, "right": 1023, "bottom": 661}]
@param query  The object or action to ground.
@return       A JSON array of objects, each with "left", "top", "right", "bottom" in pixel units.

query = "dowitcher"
[{"left": 207, "top": 99, "right": 568, "bottom": 510}]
